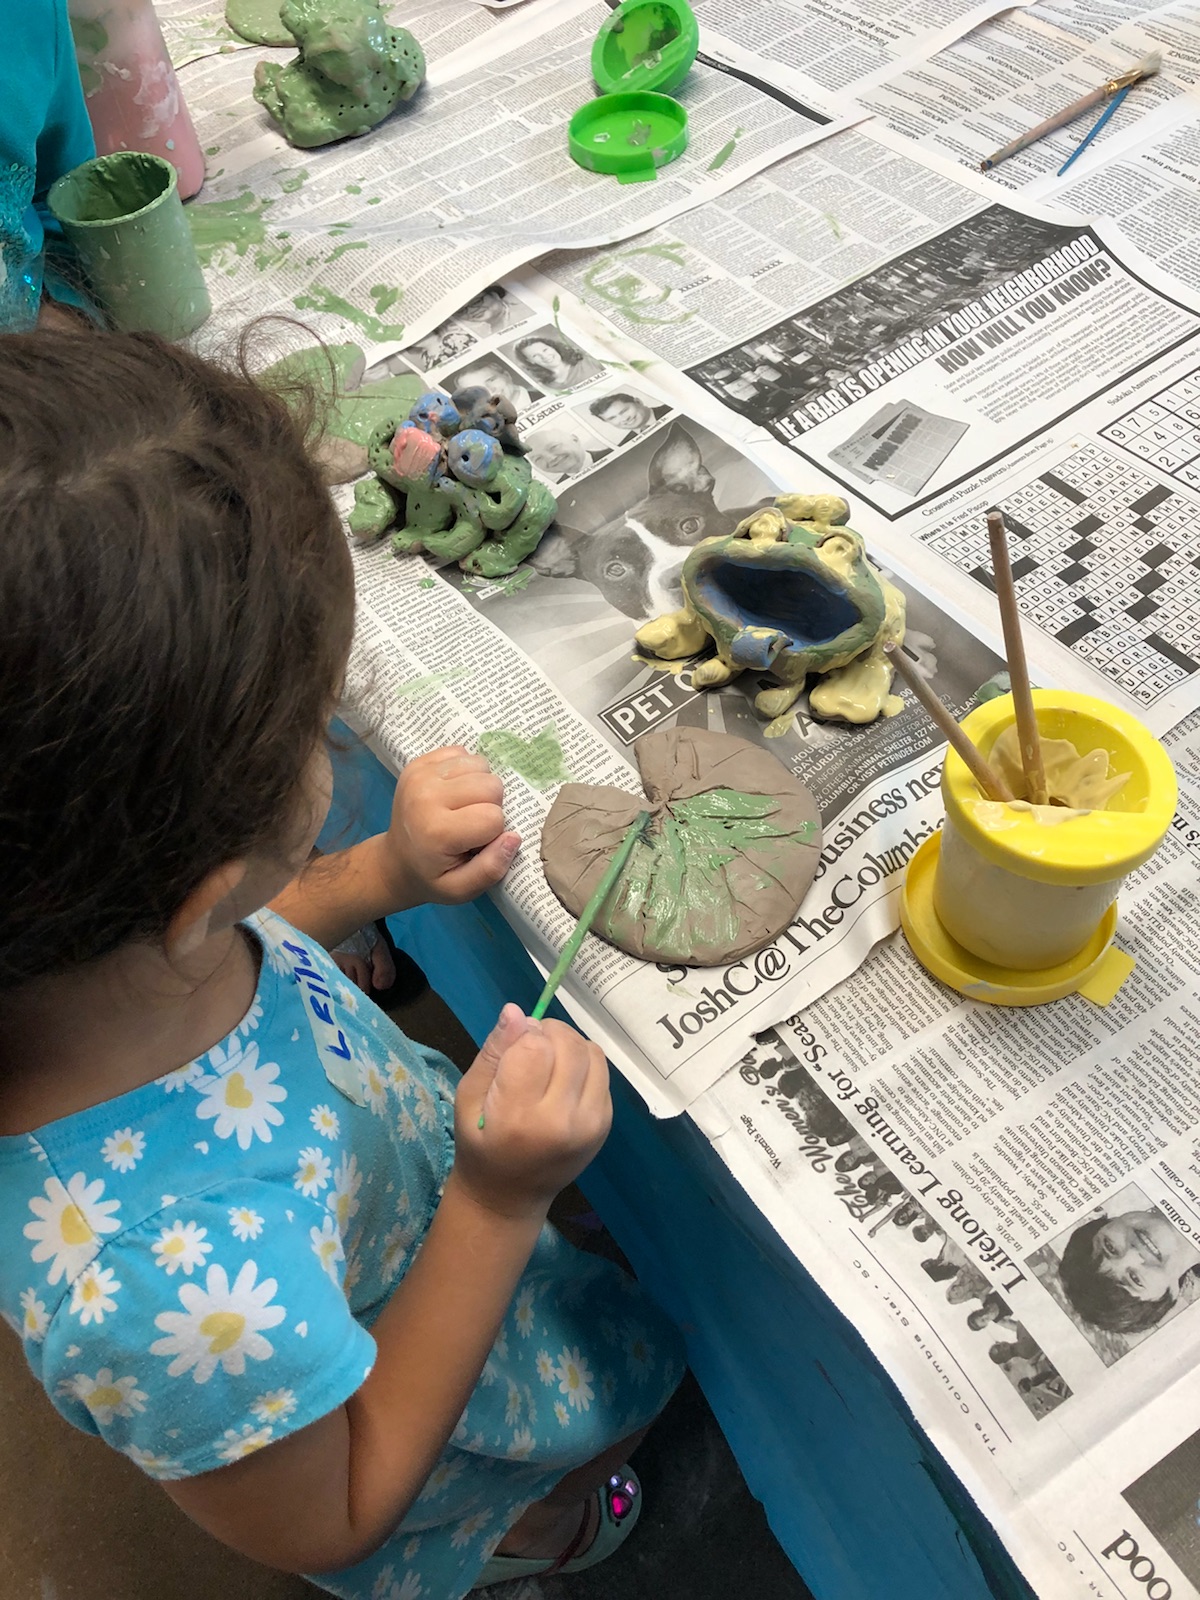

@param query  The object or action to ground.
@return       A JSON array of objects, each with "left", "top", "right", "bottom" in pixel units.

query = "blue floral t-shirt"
[{"left": 0, "top": 910, "right": 684, "bottom": 1600}]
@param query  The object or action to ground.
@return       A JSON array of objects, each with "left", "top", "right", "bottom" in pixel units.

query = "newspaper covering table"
[{"left": 175, "top": 0, "right": 1200, "bottom": 1591}]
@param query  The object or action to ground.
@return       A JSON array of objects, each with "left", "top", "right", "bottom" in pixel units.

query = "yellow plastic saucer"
[{"left": 900, "top": 833, "right": 1124, "bottom": 1007}]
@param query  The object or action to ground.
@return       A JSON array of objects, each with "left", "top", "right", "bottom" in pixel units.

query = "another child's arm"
[
  {"left": 163, "top": 1007, "right": 610, "bottom": 1573},
  {"left": 270, "top": 745, "right": 521, "bottom": 947}
]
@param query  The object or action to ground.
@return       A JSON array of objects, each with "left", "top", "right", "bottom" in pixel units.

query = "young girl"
[{"left": 0, "top": 332, "right": 684, "bottom": 1598}]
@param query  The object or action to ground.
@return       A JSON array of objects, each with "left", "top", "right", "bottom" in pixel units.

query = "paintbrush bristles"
[
  {"left": 885, "top": 643, "right": 1013, "bottom": 801},
  {"left": 986, "top": 508, "right": 1048, "bottom": 805}
]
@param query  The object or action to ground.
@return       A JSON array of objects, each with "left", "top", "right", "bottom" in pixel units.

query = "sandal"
[{"left": 473, "top": 1466, "right": 642, "bottom": 1587}]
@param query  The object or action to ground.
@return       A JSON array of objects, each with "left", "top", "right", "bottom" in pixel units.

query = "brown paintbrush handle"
[
  {"left": 986, "top": 509, "right": 1048, "bottom": 805},
  {"left": 886, "top": 643, "right": 1013, "bottom": 802}
]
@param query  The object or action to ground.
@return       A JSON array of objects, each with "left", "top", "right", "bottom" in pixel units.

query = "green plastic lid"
[
  {"left": 592, "top": 0, "right": 699, "bottom": 96},
  {"left": 568, "top": 91, "right": 689, "bottom": 183}
]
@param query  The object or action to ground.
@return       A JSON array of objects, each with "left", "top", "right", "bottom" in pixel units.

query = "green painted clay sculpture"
[
  {"left": 636, "top": 494, "right": 906, "bottom": 731},
  {"left": 254, "top": 0, "right": 425, "bottom": 149},
  {"left": 349, "top": 389, "right": 558, "bottom": 576},
  {"left": 260, "top": 341, "right": 424, "bottom": 483}
]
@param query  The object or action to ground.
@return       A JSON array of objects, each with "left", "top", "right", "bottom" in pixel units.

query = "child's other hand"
[
  {"left": 453, "top": 1005, "right": 611, "bottom": 1221},
  {"left": 384, "top": 746, "right": 520, "bottom": 907}
]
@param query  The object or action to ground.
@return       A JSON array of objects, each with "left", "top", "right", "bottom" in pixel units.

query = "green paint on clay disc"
[
  {"left": 478, "top": 726, "right": 572, "bottom": 791},
  {"left": 541, "top": 726, "right": 822, "bottom": 966},
  {"left": 225, "top": 0, "right": 293, "bottom": 46}
]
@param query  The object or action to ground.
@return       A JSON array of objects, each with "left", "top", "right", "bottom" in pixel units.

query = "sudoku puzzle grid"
[
  {"left": 1101, "top": 366, "right": 1200, "bottom": 488},
  {"left": 920, "top": 442, "right": 1200, "bottom": 707}
]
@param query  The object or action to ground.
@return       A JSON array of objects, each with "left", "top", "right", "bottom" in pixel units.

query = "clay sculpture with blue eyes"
[
  {"left": 254, "top": 0, "right": 426, "bottom": 149},
  {"left": 635, "top": 494, "right": 907, "bottom": 731},
  {"left": 348, "top": 388, "right": 557, "bottom": 574}
]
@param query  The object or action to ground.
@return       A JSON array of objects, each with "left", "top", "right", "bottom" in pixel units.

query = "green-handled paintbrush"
[
  {"left": 478, "top": 809, "right": 651, "bottom": 1129},
  {"left": 531, "top": 809, "right": 651, "bottom": 1020}
]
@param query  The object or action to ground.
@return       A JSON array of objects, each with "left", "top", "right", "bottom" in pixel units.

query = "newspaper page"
[
  {"left": 690, "top": 0, "right": 1029, "bottom": 112},
  {"left": 858, "top": 3, "right": 1200, "bottom": 191},
  {"left": 700, "top": 706, "right": 1200, "bottom": 1598},
  {"left": 336, "top": 267, "right": 1016, "bottom": 1114},
  {"left": 541, "top": 129, "right": 1200, "bottom": 732},
  {"left": 175, "top": 0, "right": 845, "bottom": 356},
  {"left": 1053, "top": 93, "right": 1200, "bottom": 290}
]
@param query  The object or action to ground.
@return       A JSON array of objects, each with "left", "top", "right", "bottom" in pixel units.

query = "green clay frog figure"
[
  {"left": 254, "top": 0, "right": 425, "bottom": 149},
  {"left": 635, "top": 494, "right": 907, "bottom": 730},
  {"left": 348, "top": 391, "right": 558, "bottom": 577}
]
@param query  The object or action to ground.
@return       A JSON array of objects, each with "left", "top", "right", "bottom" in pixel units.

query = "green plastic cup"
[{"left": 48, "top": 152, "right": 210, "bottom": 338}]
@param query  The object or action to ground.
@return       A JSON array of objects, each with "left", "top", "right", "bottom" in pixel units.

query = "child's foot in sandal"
[{"left": 474, "top": 1466, "right": 642, "bottom": 1586}]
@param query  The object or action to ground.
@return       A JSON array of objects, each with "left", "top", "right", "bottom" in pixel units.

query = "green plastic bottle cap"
[
  {"left": 592, "top": 0, "right": 699, "bottom": 96},
  {"left": 568, "top": 91, "right": 689, "bottom": 183}
]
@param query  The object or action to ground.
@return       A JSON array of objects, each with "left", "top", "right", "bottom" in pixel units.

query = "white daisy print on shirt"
[
  {"left": 514, "top": 1285, "right": 537, "bottom": 1338},
  {"left": 193, "top": 1041, "right": 286, "bottom": 1150},
  {"left": 228, "top": 1206, "right": 264, "bottom": 1241},
  {"left": 359, "top": 1055, "right": 390, "bottom": 1117},
  {"left": 380, "top": 1219, "right": 416, "bottom": 1284},
  {"left": 397, "top": 1108, "right": 419, "bottom": 1145},
  {"left": 123, "top": 1445, "right": 185, "bottom": 1479},
  {"left": 384, "top": 1574, "right": 424, "bottom": 1600},
  {"left": 337, "top": 983, "right": 361, "bottom": 1016},
  {"left": 62, "top": 1368, "right": 147, "bottom": 1424},
  {"left": 554, "top": 1347, "right": 594, "bottom": 1412},
  {"left": 70, "top": 1263, "right": 121, "bottom": 1325},
  {"left": 25, "top": 1172, "right": 121, "bottom": 1285},
  {"left": 101, "top": 1129, "right": 145, "bottom": 1173},
  {"left": 412, "top": 1084, "right": 439, "bottom": 1131},
  {"left": 310, "top": 1216, "right": 344, "bottom": 1282},
  {"left": 251, "top": 1388, "right": 297, "bottom": 1424},
  {"left": 152, "top": 1221, "right": 212, "bottom": 1277},
  {"left": 553, "top": 1400, "right": 570, "bottom": 1427},
  {"left": 384, "top": 1053, "right": 412, "bottom": 1095},
  {"left": 416, "top": 1455, "right": 466, "bottom": 1502},
  {"left": 504, "top": 1380, "right": 522, "bottom": 1427},
  {"left": 151, "top": 1261, "right": 285, "bottom": 1383},
  {"left": 217, "top": 1423, "right": 274, "bottom": 1461},
  {"left": 236, "top": 998, "right": 265, "bottom": 1037},
  {"left": 535, "top": 1350, "right": 555, "bottom": 1386},
  {"left": 18, "top": 1288, "right": 49, "bottom": 1342},
  {"left": 159, "top": 1061, "right": 205, "bottom": 1094},
  {"left": 310, "top": 1104, "right": 340, "bottom": 1140},
  {"left": 327, "top": 1152, "right": 362, "bottom": 1236},
  {"left": 450, "top": 1509, "right": 492, "bottom": 1550},
  {"left": 507, "top": 1427, "right": 535, "bottom": 1460},
  {"left": 294, "top": 1146, "right": 332, "bottom": 1197}
]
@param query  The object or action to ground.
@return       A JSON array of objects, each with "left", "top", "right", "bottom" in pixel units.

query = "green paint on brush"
[
  {"left": 604, "top": 789, "right": 817, "bottom": 955},
  {"left": 477, "top": 726, "right": 571, "bottom": 791},
  {"left": 292, "top": 285, "right": 406, "bottom": 341},
  {"left": 394, "top": 666, "right": 471, "bottom": 698},
  {"left": 188, "top": 191, "right": 274, "bottom": 268}
]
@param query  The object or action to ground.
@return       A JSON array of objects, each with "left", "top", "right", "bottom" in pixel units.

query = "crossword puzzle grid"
[
  {"left": 1101, "top": 366, "right": 1200, "bottom": 489},
  {"left": 921, "top": 443, "right": 1200, "bottom": 706}
]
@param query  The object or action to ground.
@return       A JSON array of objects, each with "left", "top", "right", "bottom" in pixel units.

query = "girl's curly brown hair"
[{"left": 0, "top": 329, "right": 355, "bottom": 986}]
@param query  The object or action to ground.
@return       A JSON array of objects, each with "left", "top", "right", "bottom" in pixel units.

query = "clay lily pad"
[{"left": 541, "top": 727, "right": 821, "bottom": 966}]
